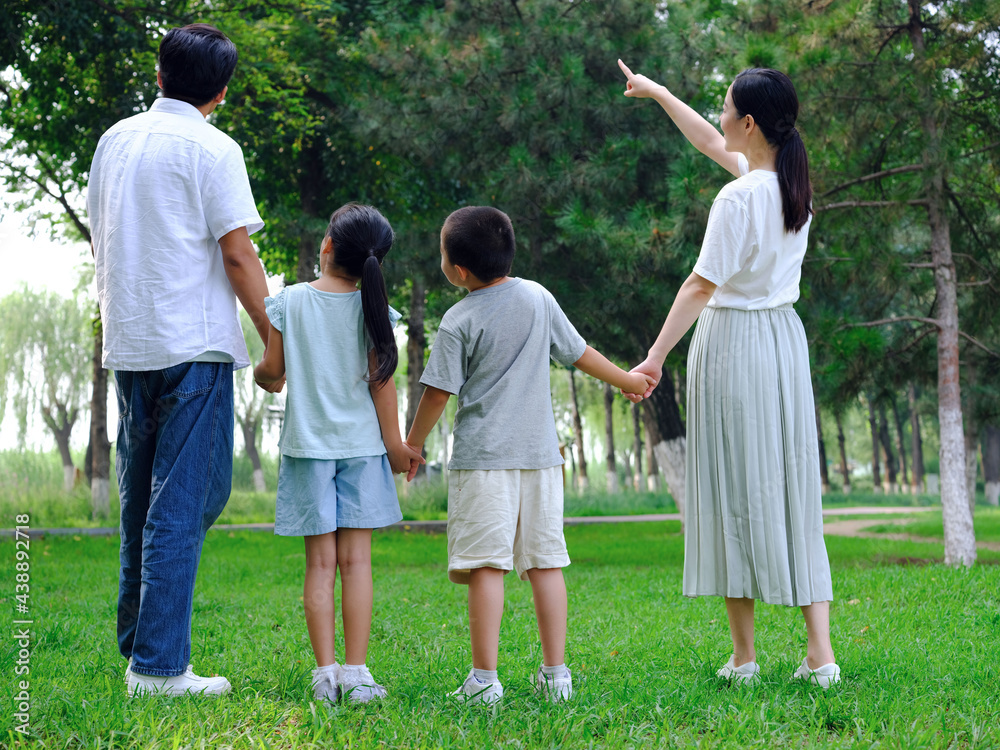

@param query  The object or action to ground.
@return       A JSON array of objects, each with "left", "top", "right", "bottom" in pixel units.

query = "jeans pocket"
[{"left": 162, "top": 362, "right": 227, "bottom": 399}]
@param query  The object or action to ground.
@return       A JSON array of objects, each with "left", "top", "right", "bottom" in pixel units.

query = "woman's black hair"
[
  {"left": 326, "top": 203, "right": 397, "bottom": 388},
  {"left": 159, "top": 24, "right": 238, "bottom": 106},
  {"left": 731, "top": 68, "right": 812, "bottom": 233}
]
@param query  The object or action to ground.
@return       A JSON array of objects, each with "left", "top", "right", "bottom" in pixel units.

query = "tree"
[{"left": 0, "top": 288, "right": 92, "bottom": 490}]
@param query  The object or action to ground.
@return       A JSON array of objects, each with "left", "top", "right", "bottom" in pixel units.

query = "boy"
[{"left": 404, "top": 206, "right": 653, "bottom": 703}]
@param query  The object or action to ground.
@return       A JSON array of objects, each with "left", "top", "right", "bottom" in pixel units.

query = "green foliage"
[{"left": 0, "top": 287, "right": 92, "bottom": 449}]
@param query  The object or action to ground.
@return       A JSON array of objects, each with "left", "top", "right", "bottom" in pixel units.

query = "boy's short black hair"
[
  {"left": 158, "top": 24, "right": 238, "bottom": 107},
  {"left": 442, "top": 206, "right": 515, "bottom": 282}
]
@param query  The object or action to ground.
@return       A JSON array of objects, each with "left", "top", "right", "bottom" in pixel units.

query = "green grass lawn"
[
  {"left": 3, "top": 523, "right": 999, "bottom": 749},
  {"left": 862, "top": 507, "right": 1000, "bottom": 544}
]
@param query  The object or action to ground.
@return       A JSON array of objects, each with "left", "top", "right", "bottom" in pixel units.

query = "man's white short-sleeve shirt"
[
  {"left": 89, "top": 97, "right": 264, "bottom": 371},
  {"left": 693, "top": 153, "right": 811, "bottom": 310}
]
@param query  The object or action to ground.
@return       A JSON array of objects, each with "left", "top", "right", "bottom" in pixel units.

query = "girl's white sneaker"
[
  {"left": 311, "top": 663, "right": 340, "bottom": 702},
  {"left": 337, "top": 664, "right": 387, "bottom": 703},
  {"left": 716, "top": 656, "right": 761, "bottom": 684}
]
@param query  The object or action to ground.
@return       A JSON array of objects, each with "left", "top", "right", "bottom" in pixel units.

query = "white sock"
[
  {"left": 473, "top": 668, "right": 498, "bottom": 683},
  {"left": 313, "top": 662, "right": 338, "bottom": 675},
  {"left": 541, "top": 663, "right": 567, "bottom": 677}
]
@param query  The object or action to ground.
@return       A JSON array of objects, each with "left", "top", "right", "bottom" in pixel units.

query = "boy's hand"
[
  {"left": 387, "top": 441, "right": 425, "bottom": 475},
  {"left": 254, "top": 375, "right": 285, "bottom": 393},
  {"left": 621, "top": 371, "right": 657, "bottom": 403},
  {"left": 403, "top": 441, "right": 425, "bottom": 482},
  {"left": 619, "top": 59, "right": 664, "bottom": 99}
]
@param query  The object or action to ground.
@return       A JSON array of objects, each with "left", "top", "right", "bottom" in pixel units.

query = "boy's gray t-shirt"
[{"left": 420, "top": 278, "right": 587, "bottom": 470}]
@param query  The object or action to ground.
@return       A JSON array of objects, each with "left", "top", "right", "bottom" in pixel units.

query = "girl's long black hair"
[
  {"left": 731, "top": 68, "right": 812, "bottom": 233},
  {"left": 326, "top": 203, "right": 397, "bottom": 388}
]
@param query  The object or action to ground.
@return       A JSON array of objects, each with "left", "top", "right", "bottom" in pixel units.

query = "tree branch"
[
  {"left": 815, "top": 199, "right": 929, "bottom": 212},
  {"left": 819, "top": 163, "right": 925, "bottom": 198},
  {"left": 839, "top": 315, "right": 939, "bottom": 330},
  {"left": 959, "top": 331, "right": 1000, "bottom": 359}
]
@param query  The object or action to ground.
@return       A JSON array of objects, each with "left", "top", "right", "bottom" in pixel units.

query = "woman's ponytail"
[
  {"left": 324, "top": 203, "right": 398, "bottom": 388},
  {"left": 732, "top": 68, "right": 813, "bottom": 233}
]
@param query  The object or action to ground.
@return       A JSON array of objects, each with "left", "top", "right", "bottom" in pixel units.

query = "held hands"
[
  {"left": 621, "top": 357, "right": 662, "bottom": 403},
  {"left": 618, "top": 59, "right": 663, "bottom": 99},
  {"left": 403, "top": 441, "right": 424, "bottom": 483},
  {"left": 386, "top": 440, "right": 425, "bottom": 476},
  {"left": 620, "top": 371, "right": 658, "bottom": 403},
  {"left": 253, "top": 375, "right": 286, "bottom": 393}
]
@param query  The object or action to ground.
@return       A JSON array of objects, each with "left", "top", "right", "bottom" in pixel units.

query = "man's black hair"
[
  {"left": 442, "top": 206, "right": 515, "bottom": 282},
  {"left": 158, "top": 24, "right": 238, "bottom": 107}
]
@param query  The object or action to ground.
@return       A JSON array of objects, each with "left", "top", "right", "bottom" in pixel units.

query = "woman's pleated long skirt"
[{"left": 682, "top": 304, "right": 833, "bottom": 606}]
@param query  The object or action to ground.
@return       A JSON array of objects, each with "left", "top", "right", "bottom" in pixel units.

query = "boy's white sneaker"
[
  {"left": 126, "top": 664, "right": 231, "bottom": 697},
  {"left": 716, "top": 656, "right": 761, "bottom": 684},
  {"left": 311, "top": 664, "right": 340, "bottom": 702},
  {"left": 533, "top": 665, "right": 573, "bottom": 702},
  {"left": 450, "top": 669, "right": 503, "bottom": 704},
  {"left": 791, "top": 658, "right": 841, "bottom": 688},
  {"left": 337, "top": 664, "right": 387, "bottom": 703}
]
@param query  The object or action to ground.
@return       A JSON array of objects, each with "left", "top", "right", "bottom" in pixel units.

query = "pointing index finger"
[{"left": 617, "top": 58, "right": 634, "bottom": 79}]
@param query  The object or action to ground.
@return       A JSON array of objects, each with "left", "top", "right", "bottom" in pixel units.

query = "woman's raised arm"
[{"left": 618, "top": 59, "right": 741, "bottom": 178}]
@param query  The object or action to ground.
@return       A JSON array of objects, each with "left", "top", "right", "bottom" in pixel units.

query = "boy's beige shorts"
[{"left": 446, "top": 466, "right": 570, "bottom": 584}]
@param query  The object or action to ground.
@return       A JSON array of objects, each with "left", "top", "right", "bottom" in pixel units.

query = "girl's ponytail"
[
  {"left": 360, "top": 253, "right": 397, "bottom": 388},
  {"left": 732, "top": 68, "right": 813, "bottom": 233},
  {"left": 325, "top": 203, "right": 398, "bottom": 388}
]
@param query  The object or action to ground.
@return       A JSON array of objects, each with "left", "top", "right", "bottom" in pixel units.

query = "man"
[{"left": 88, "top": 23, "right": 279, "bottom": 696}]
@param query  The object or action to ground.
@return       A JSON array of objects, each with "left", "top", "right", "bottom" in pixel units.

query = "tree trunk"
[
  {"left": 836, "top": 412, "right": 851, "bottom": 493},
  {"left": 878, "top": 402, "right": 898, "bottom": 493},
  {"left": 867, "top": 393, "right": 882, "bottom": 494},
  {"left": 41, "top": 403, "right": 77, "bottom": 492},
  {"left": 295, "top": 143, "right": 323, "bottom": 284},
  {"left": 89, "top": 312, "right": 111, "bottom": 518},
  {"left": 891, "top": 395, "right": 909, "bottom": 490},
  {"left": 241, "top": 416, "right": 265, "bottom": 492},
  {"left": 909, "top": 383, "right": 925, "bottom": 494},
  {"left": 909, "top": 0, "right": 975, "bottom": 565},
  {"left": 406, "top": 277, "right": 427, "bottom": 481},
  {"left": 815, "top": 401, "right": 830, "bottom": 494},
  {"left": 983, "top": 424, "right": 1000, "bottom": 507},
  {"left": 642, "top": 375, "right": 685, "bottom": 523},
  {"left": 643, "top": 409, "right": 659, "bottom": 492},
  {"left": 604, "top": 383, "right": 618, "bottom": 494},
  {"left": 632, "top": 402, "right": 643, "bottom": 491},
  {"left": 568, "top": 368, "right": 588, "bottom": 491}
]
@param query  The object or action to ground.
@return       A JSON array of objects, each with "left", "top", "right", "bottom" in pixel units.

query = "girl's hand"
[
  {"left": 403, "top": 441, "right": 424, "bottom": 482},
  {"left": 621, "top": 371, "right": 658, "bottom": 403},
  {"left": 387, "top": 441, "right": 425, "bottom": 476},
  {"left": 254, "top": 375, "right": 285, "bottom": 393},
  {"left": 618, "top": 59, "right": 664, "bottom": 99}
]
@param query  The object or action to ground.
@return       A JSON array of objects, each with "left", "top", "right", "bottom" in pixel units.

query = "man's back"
[{"left": 88, "top": 97, "right": 262, "bottom": 371}]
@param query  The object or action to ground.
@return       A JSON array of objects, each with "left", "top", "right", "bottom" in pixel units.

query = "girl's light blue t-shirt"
[{"left": 265, "top": 284, "right": 401, "bottom": 459}]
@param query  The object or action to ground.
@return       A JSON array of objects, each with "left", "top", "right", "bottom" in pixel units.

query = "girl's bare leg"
[
  {"left": 526, "top": 567, "right": 567, "bottom": 666},
  {"left": 303, "top": 533, "right": 338, "bottom": 666},
  {"left": 724, "top": 597, "right": 756, "bottom": 666},
  {"left": 336, "top": 528, "right": 373, "bottom": 666}
]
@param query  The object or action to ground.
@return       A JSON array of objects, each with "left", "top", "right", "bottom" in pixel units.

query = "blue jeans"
[{"left": 115, "top": 362, "right": 234, "bottom": 677}]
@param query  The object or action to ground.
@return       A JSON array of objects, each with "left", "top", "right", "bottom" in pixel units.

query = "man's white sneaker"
[
  {"left": 450, "top": 669, "right": 503, "bottom": 704},
  {"left": 337, "top": 665, "right": 387, "bottom": 704},
  {"left": 533, "top": 665, "right": 573, "bottom": 702},
  {"left": 311, "top": 664, "right": 340, "bottom": 702},
  {"left": 126, "top": 665, "right": 231, "bottom": 696},
  {"left": 716, "top": 656, "right": 761, "bottom": 684},
  {"left": 791, "top": 658, "right": 841, "bottom": 688}
]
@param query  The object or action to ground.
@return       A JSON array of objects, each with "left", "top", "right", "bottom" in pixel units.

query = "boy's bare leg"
[
  {"left": 468, "top": 567, "right": 505, "bottom": 670},
  {"left": 800, "top": 601, "right": 836, "bottom": 667},
  {"left": 724, "top": 597, "right": 756, "bottom": 666},
  {"left": 336, "top": 528, "right": 373, "bottom": 666},
  {"left": 303, "top": 532, "right": 338, "bottom": 666},
  {"left": 526, "top": 567, "right": 567, "bottom": 666}
]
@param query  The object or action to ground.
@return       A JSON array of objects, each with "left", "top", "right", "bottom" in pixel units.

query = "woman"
[{"left": 618, "top": 59, "right": 839, "bottom": 687}]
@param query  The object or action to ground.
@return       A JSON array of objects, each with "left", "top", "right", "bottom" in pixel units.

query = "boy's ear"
[
  {"left": 320, "top": 236, "right": 333, "bottom": 255},
  {"left": 454, "top": 265, "right": 471, "bottom": 282}
]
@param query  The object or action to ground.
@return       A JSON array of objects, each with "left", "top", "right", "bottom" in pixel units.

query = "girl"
[
  {"left": 254, "top": 203, "right": 423, "bottom": 702},
  {"left": 617, "top": 61, "right": 840, "bottom": 687}
]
